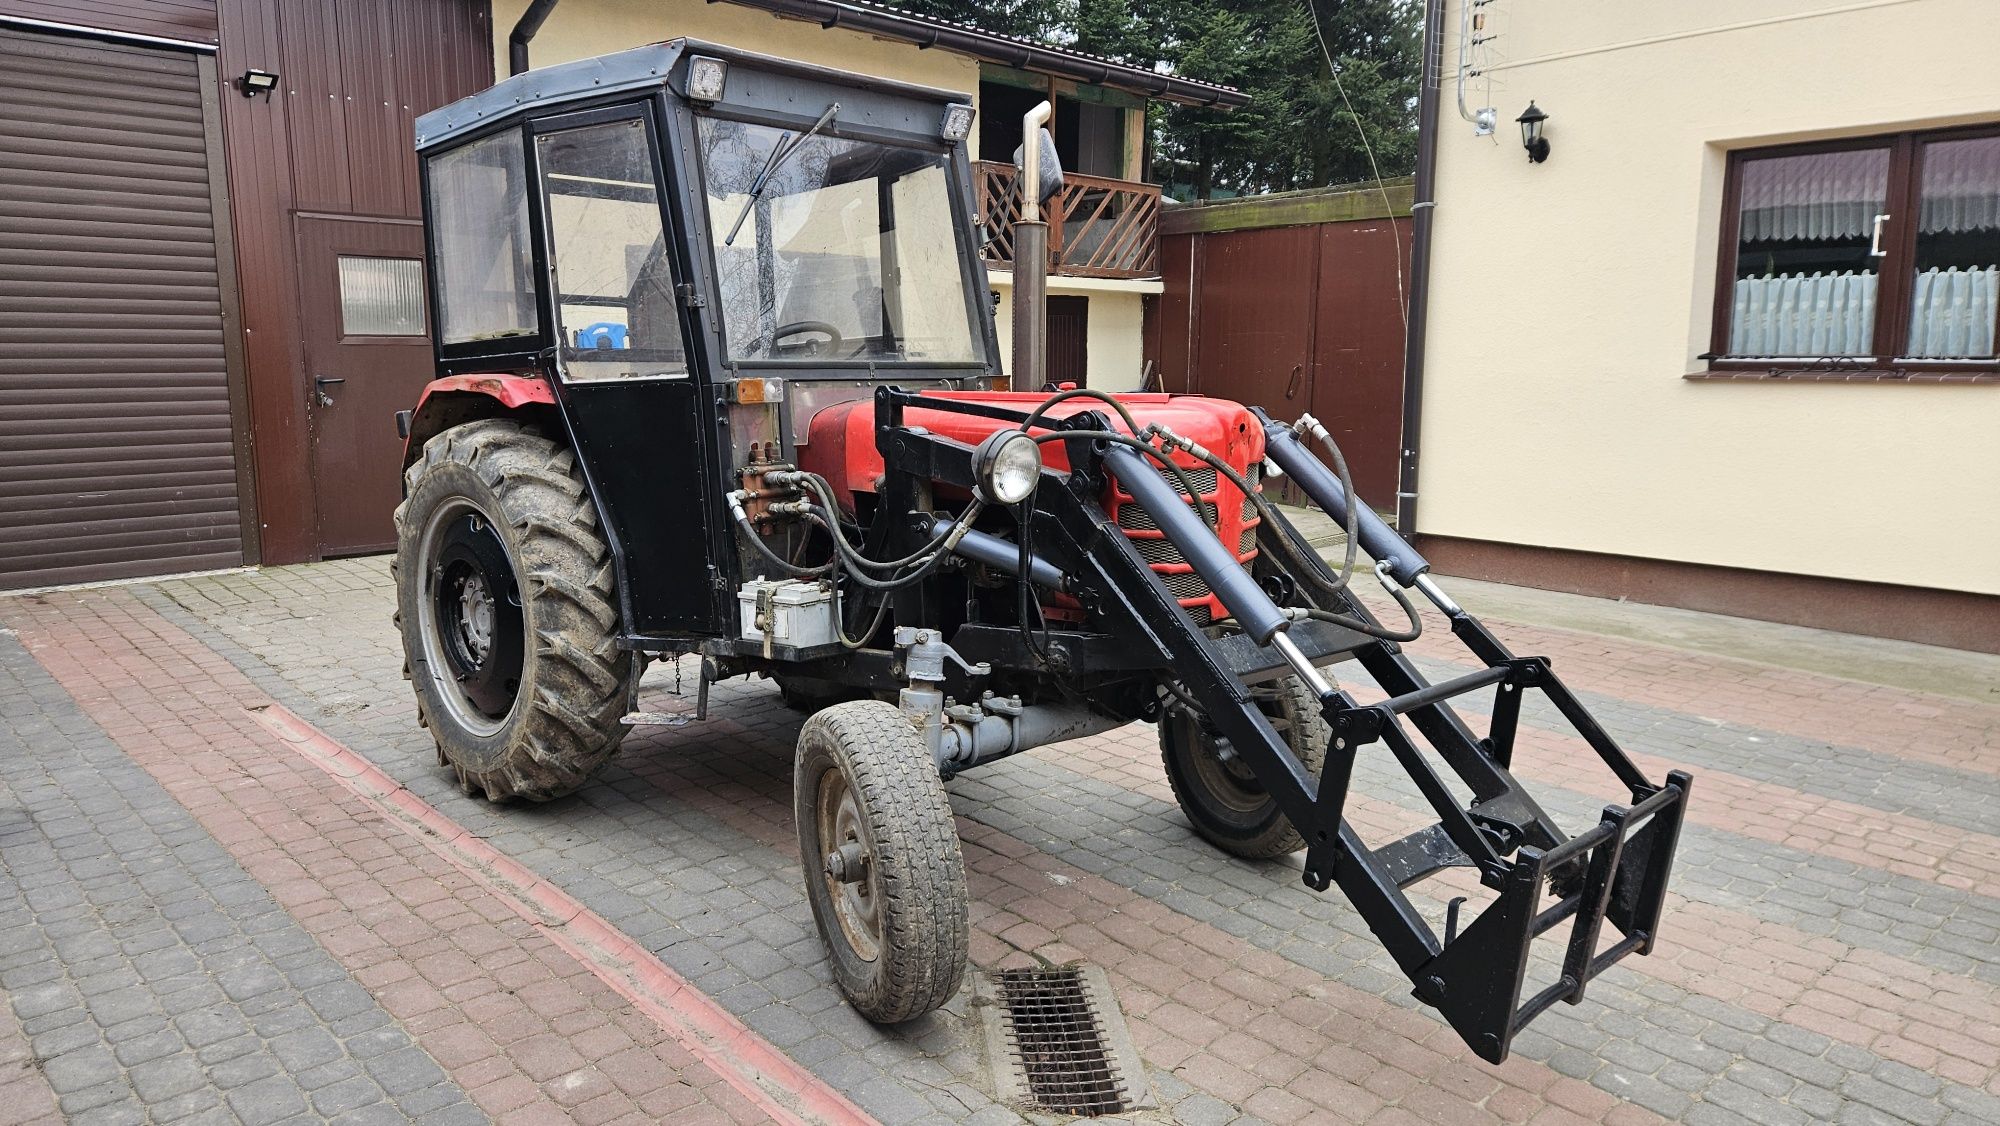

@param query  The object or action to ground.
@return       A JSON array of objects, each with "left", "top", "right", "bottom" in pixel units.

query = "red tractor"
[{"left": 395, "top": 40, "right": 1691, "bottom": 1063}]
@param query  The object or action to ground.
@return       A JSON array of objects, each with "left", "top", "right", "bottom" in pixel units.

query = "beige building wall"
[
  {"left": 990, "top": 275, "right": 1159, "bottom": 391},
  {"left": 489, "top": 0, "right": 979, "bottom": 102},
  {"left": 1422, "top": 0, "right": 2000, "bottom": 596}
]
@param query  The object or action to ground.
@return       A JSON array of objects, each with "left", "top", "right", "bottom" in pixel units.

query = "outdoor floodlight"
[{"left": 239, "top": 69, "right": 279, "bottom": 98}]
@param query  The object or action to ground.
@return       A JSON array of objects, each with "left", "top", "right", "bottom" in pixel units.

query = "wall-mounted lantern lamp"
[
  {"left": 1517, "top": 102, "right": 1550, "bottom": 163},
  {"left": 238, "top": 69, "right": 279, "bottom": 99}
]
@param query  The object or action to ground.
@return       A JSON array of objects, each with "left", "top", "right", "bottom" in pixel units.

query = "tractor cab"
[{"left": 413, "top": 40, "right": 997, "bottom": 641}]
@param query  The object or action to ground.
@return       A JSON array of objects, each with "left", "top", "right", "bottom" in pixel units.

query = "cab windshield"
[{"left": 696, "top": 115, "right": 984, "bottom": 364}]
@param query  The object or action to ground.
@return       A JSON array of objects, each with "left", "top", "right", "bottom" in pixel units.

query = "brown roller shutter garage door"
[{"left": 0, "top": 27, "right": 248, "bottom": 589}]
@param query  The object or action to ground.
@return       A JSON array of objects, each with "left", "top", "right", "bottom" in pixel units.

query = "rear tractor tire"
[
  {"left": 393, "top": 419, "right": 630, "bottom": 802},
  {"left": 1160, "top": 674, "right": 1332, "bottom": 859},
  {"left": 794, "top": 701, "right": 968, "bottom": 1023}
]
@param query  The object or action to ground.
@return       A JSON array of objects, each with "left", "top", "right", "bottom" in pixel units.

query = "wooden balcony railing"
[{"left": 975, "top": 160, "right": 1162, "bottom": 280}]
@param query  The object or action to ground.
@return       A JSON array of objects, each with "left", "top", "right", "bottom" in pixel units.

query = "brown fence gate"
[{"left": 1147, "top": 182, "right": 1412, "bottom": 510}]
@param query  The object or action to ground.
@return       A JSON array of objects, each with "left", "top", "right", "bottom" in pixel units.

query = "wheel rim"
[
  {"left": 815, "top": 767, "right": 883, "bottom": 962},
  {"left": 1175, "top": 685, "right": 1292, "bottom": 815},
  {"left": 416, "top": 500, "right": 525, "bottom": 737}
]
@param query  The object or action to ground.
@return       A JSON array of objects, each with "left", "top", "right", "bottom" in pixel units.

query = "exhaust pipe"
[
  {"left": 507, "top": 0, "right": 561, "bottom": 76},
  {"left": 1010, "top": 101, "right": 1053, "bottom": 392}
]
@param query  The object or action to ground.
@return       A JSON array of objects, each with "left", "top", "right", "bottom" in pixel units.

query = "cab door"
[{"left": 528, "top": 104, "right": 727, "bottom": 638}]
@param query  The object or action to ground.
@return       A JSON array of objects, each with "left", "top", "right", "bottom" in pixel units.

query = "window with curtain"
[{"left": 1715, "top": 127, "right": 2000, "bottom": 368}]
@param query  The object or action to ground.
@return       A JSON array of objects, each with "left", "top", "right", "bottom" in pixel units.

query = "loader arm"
[{"left": 872, "top": 388, "right": 1692, "bottom": 1065}]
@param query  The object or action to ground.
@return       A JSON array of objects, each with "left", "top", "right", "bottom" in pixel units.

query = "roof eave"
[{"left": 717, "top": 0, "right": 1251, "bottom": 110}]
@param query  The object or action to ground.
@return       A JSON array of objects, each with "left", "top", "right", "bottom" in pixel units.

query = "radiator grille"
[
  {"left": 1103, "top": 460, "right": 1261, "bottom": 624},
  {"left": 1115, "top": 501, "right": 1217, "bottom": 533}
]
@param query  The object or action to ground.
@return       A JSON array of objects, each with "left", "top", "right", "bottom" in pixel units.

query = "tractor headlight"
[{"left": 972, "top": 430, "right": 1041, "bottom": 506}]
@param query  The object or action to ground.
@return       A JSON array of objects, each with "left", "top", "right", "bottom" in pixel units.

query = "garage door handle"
[
  {"left": 1285, "top": 363, "right": 1303, "bottom": 400},
  {"left": 315, "top": 376, "right": 345, "bottom": 386}
]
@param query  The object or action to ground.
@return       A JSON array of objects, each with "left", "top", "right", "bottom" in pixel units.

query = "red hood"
[{"left": 798, "top": 390, "right": 1265, "bottom": 500}]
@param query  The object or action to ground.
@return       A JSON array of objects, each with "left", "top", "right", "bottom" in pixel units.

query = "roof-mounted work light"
[
  {"left": 940, "top": 103, "right": 975, "bottom": 143},
  {"left": 687, "top": 56, "right": 728, "bottom": 103}
]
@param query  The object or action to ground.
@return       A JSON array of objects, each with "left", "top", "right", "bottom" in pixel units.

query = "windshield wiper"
[{"left": 722, "top": 102, "right": 840, "bottom": 247}]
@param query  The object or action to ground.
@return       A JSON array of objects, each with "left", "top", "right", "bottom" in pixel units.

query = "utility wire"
[{"left": 1302, "top": 0, "right": 1409, "bottom": 334}]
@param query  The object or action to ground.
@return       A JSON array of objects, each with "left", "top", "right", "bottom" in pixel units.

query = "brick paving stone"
[
  {"left": 0, "top": 596, "right": 773, "bottom": 1125},
  {"left": 10, "top": 550, "right": 1981, "bottom": 1124},
  {"left": 0, "top": 633, "right": 465, "bottom": 1122}
]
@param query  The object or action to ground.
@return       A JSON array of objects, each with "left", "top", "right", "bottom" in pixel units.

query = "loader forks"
[{"left": 875, "top": 388, "right": 1692, "bottom": 1064}]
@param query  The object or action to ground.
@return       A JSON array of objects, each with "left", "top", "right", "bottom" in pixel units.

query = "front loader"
[{"left": 394, "top": 40, "right": 1691, "bottom": 1065}]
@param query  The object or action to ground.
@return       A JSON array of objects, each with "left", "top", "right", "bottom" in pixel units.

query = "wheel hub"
[
  {"left": 419, "top": 506, "right": 525, "bottom": 732},
  {"left": 457, "top": 572, "right": 496, "bottom": 664},
  {"left": 816, "top": 770, "right": 882, "bottom": 962},
  {"left": 1173, "top": 684, "right": 1295, "bottom": 815}
]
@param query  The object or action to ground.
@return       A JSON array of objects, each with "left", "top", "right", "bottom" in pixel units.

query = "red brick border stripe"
[{"left": 246, "top": 704, "right": 875, "bottom": 1126}]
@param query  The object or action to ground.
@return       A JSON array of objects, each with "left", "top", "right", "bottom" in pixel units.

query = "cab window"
[{"left": 536, "top": 118, "right": 689, "bottom": 381}]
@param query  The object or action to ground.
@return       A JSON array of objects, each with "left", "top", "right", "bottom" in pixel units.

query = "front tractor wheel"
[
  {"left": 1160, "top": 674, "right": 1332, "bottom": 859},
  {"left": 393, "top": 419, "right": 630, "bottom": 802},
  {"left": 795, "top": 702, "right": 968, "bottom": 1023}
]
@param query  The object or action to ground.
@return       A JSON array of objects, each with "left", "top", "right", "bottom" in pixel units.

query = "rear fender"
[{"left": 402, "top": 374, "right": 558, "bottom": 470}]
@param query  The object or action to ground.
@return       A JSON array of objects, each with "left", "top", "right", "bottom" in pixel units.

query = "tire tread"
[
  {"left": 795, "top": 701, "right": 968, "bottom": 1023},
  {"left": 396, "top": 419, "right": 629, "bottom": 802}
]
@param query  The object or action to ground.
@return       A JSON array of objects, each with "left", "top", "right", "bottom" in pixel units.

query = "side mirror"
[{"left": 1012, "top": 127, "right": 1064, "bottom": 205}]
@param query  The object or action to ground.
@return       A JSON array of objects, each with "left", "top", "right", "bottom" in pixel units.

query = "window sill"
[{"left": 1686, "top": 367, "right": 2000, "bottom": 384}]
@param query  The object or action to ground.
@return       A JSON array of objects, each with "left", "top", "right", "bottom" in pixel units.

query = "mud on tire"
[
  {"left": 795, "top": 701, "right": 968, "bottom": 1023},
  {"left": 393, "top": 418, "right": 630, "bottom": 802},
  {"left": 1160, "top": 674, "right": 1331, "bottom": 859}
]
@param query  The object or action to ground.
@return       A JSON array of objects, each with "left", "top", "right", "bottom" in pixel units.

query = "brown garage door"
[{"left": 0, "top": 27, "right": 246, "bottom": 589}]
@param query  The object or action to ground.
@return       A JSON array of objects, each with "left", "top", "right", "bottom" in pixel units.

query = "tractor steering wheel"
[{"left": 771, "top": 320, "right": 844, "bottom": 357}]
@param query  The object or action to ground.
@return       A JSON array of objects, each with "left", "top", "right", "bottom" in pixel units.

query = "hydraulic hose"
[
  {"left": 778, "top": 470, "right": 979, "bottom": 572},
  {"left": 726, "top": 478, "right": 981, "bottom": 650},
  {"left": 727, "top": 490, "right": 833, "bottom": 577},
  {"left": 798, "top": 507, "right": 963, "bottom": 592},
  {"left": 1016, "top": 385, "right": 1144, "bottom": 436}
]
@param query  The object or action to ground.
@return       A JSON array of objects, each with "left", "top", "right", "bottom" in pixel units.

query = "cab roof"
[{"left": 415, "top": 38, "right": 970, "bottom": 151}]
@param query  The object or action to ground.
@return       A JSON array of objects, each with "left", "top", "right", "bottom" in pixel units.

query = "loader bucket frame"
[{"left": 871, "top": 387, "right": 1691, "bottom": 1064}]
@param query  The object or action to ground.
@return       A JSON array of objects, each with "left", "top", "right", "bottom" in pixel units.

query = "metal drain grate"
[{"left": 990, "top": 967, "right": 1131, "bottom": 1116}]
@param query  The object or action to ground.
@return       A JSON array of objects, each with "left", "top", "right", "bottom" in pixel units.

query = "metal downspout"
[
  {"left": 1396, "top": 0, "right": 1446, "bottom": 535},
  {"left": 509, "top": 0, "right": 562, "bottom": 76}
]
